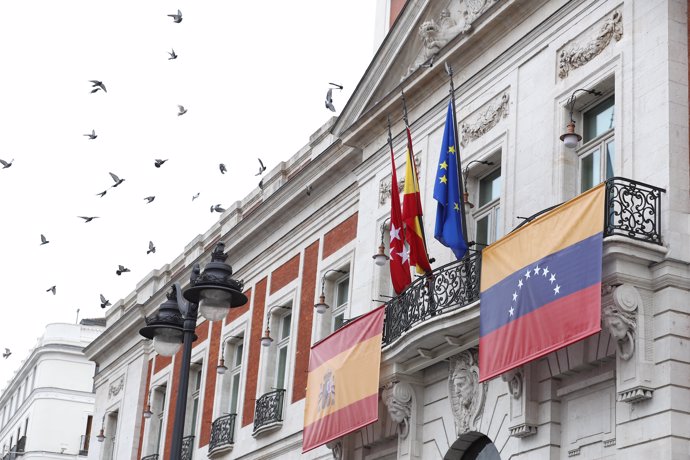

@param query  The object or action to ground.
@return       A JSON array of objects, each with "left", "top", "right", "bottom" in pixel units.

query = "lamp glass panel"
[{"left": 153, "top": 335, "right": 182, "bottom": 357}]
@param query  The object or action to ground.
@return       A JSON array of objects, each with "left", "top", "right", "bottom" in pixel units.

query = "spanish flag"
[
  {"left": 402, "top": 127, "right": 432, "bottom": 274},
  {"left": 479, "top": 184, "right": 605, "bottom": 382},
  {"left": 302, "top": 306, "right": 385, "bottom": 453}
]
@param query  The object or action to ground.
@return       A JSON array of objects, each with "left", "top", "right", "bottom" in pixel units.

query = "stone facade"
[{"left": 84, "top": 1, "right": 689, "bottom": 459}]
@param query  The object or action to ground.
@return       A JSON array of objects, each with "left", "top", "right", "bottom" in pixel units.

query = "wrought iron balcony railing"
[
  {"left": 253, "top": 389, "right": 285, "bottom": 434},
  {"left": 605, "top": 177, "right": 665, "bottom": 244},
  {"left": 181, "top": 435, "right": 194, "bottom": 460},
  {"left": 209, "top": 413, "right": 236, "bottom": 455},
  {"left": 382, "top": 177, "right": 665, "bottom": 347},
  {"left": 141, "top": 455, "right": 159, "bottom": 460}
]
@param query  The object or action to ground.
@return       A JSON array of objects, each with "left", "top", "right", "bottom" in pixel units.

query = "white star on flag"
[
  {"left": 390, "top": 223, "right": 401, "bottom": 241},
  {"left": 400, "top": 245, "right": 410, "bottom": 265},
  {"left": 554, "top": 284, "right": 561, "bottom": 295},
  {"left": 509, "top": 306, "right": 514, "bottom": 316},
  {"left": 534, "top": 265, "right": 540, "bottom": 275},
  {"left": 517, "top": 279, "right": 523, "bottom": 289},
  {"left": 549, "top": 274, "right": 556, "bottom": 284},
  {"left": 512, "top": 292, "right": 518, "bottom": 301},
  {"left": 524, "top": 269, "right": 531, "bottom": 279},
  {"left": 542, "top": 267, "right": 549, "bottom": 277}
]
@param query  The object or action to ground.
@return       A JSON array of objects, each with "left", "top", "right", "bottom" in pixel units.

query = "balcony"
[
  {"left": 181, "top": 435, "right": 194, "bottom": 460},
  {"left": 382, "top": 177, "right": 665, "bottom": 353},
  {"left": 208, "top": 413, "right": 236, "bottom": 457},
  {"left": 252, "top": 389, "right": 285, "bottom": 436},
  {"left": 141, "top": 455, "right": 159, "bottom": 460}
]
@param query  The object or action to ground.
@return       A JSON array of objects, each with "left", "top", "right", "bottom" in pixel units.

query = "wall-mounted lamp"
[
  {"left": 261, "top": 305, "right": 292, "bottom": 347},
  {"left": 96, "top": 411, "right": 115, "bottom": 442},
  {"left": 217, "top": 335, "right": 243, "bottom": 374},
  {"left": 560, "top": 88, "right": 603, "bottom": 149},
  {"left": 143, "top": 387, "right": 154, "bottom": 419},
  {"left": 462, "top": 160, "right": 495, "bottom": 208},
  {"left": 372, "top": 218, "right": 391, "bottom": 267},
  {"left": 314, "top": 269, "right": 347, "bottom": 314}
]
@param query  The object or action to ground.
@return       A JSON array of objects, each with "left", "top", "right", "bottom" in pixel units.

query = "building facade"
[
  {"left": 0, "top": 321, "right": 104, "bottom": 459},
  {"left": 84, "top": 0, "right": 690, "bottom": 459}
]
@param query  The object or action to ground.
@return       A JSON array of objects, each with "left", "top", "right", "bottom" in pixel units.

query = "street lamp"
[
  {"left": 96, "top": 411, "right": 115, "bottom": 443},
  {"left": 216, "top": 335, "right": 242, "bottom": 375},
  {"left": 560, "top": 88, "right": 602, "bottom": 148},
  {"left": 143, "top": 387, "right": 154, "bottom": 419},
  {"left": 372, "top": 218, "right": 390, "bottom": 267},
  {"left": 139, "top": 242, "right": 247, "bottom": 460},
  {"left": 462, "top": 160, "right": 495, "bottom": 208},
  {"left": 313, "top": 269, "right": 347, "bottom": 314},
  {"left": 260, "top": 305, "right": 291, "bottom": 347}
]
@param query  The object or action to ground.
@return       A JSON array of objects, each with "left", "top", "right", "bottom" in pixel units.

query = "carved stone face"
[
  {"left": 453, "top": 369, "right": 473, "bottom": 407},
  {"left": 605, "top": 314, "right": 628, "bottom": 340}
]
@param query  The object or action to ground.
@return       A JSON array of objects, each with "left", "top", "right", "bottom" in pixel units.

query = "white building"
[
  {"left": 84, "top": 0, "right": 690, "bottom": 459},
  {"left": 0, "top": 321, "right": 104, "bottom": 459}
]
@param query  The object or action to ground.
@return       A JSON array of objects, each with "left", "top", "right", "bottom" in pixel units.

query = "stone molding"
[
  {"left": 459, "top": 92, "right": 509, "bottom": 146},
  {"left": 558, "top": 10, "right": 622, "bottom": 79},
  {"left": 326, "top": 440, "right": 342, "bottom": 460}
]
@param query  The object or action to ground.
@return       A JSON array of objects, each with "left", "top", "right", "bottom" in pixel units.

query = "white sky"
[{"left": 0, "top": 1, "right": 378, "bottom": 388}]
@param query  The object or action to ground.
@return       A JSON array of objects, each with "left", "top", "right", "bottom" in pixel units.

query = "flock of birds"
[{"left": 0, "top": 8, "right": 344, "bottom": 321}]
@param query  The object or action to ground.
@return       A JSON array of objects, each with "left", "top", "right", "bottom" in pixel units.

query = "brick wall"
[
  {"left": 154, "top": 354, "right": 172, "bottom": 374},
  {"left": 242, "top": 277, "right": 267, "bottom": 427},
  {"left": 270, "top": 254, "right": 300, "bottom": 295},
  {"left": 225, "top": 288, "right": 251, "bottom": 324},
  {"left": 199, "top": 320, "right": 221, "bottom": 447},
  {"left": 136, "top": 358, "right": 153, "bottom": 460},
  {"left": 322, "top": 212, "right": 358, "bottom": 259},
  {"left": 292, "top": 240, "right": 319, "bottom": 403}
]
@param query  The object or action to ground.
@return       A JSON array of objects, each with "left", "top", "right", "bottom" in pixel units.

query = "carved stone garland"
[
  {"left": 558, "top": 11, "right": 622, "bottom": 79},
  {"left": 459, "top": 93, "right": 509, "bottom": 146},
  {"left": 379, "top": 153, "right": 421, "bottom": 205},
  {"left": 448, "top": 348, "right": 486, "bottom": 435},
  {"left": 108, "top": 376, "right": 124, "bottom": 399}
]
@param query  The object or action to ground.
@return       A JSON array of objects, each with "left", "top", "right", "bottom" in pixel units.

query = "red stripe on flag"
[
  {"left": 479, "top": 283, "right": 601, "bottom": 382},
  {"left": 308, "top": 307, "right": 384, "bottom": 372},
  {"left": 302, "top": 393, "right": 378, "bottom": 453}
]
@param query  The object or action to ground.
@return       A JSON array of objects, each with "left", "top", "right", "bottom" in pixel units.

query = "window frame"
[
  {"left": 576, "top": 93, "right": 615, "bottom": 193},
  {"left": 274, "top": 311, "right": 292, "bottom": 391},
  {"left": 472, "top": 166, "right": 502, "bottom": 248}
]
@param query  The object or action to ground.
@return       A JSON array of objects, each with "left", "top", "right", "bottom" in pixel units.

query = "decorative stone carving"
[
  {"left": 509, "top": 423, "right": 538, "bottom": 438},
  {"left": 501, "top": 368, "right": 522, "bottom": 399},
  {"left": 460, "top": 92, "right": 509, "bottom": 146},
  {"left": 448, "top": 348, "right": 486, "bottom": 435},
  {"left": 326, "top": 440, "right": 342, "bottom": 460},
  {"left": 108, "top": 376, "right": 124, "bottom": 399},
  {"left": 617, "top": 387, "right": 653, "bottom": 403},
  {"left": 402, "top": 1, "right": 500, "bottom": 80},
  {"left": 382, "top": 381, "right": 413, "bottom": 439},
  {"left": 558, "top": 11, "right": 622, "bottom": 79},
  {"left": 379, "top": 153, "right": 422, "bottom": 205},
  {"left": 602, "top": 284, "right": 638, "bottom": 361}
]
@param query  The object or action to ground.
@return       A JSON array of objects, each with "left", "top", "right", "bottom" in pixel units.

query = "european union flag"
[{"left": 433, "top": 100, "right": 468, "bottom": 260}]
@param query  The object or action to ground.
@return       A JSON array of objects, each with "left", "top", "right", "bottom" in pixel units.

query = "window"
[
  {"left": 332, "top": 274, "right": 350, "bottom": 332},
  {"left": 275, "top": 312, "right": 291, "bottom": 390},
  {"left": 579, "top": 96, "right": 614, "bottom": 192},
  {"left": 186, "top": 367, "right": 202, "bottom": 437},
  {"left": 146, "top": 385, "right": 167, "bottom": 456},
  {"left": 103, "top": 411, "right": 118, "bottom": 460},
  {"left": 228, "top": 341, "right": 243, "bottom": 415},
  {"left": 473, "top": 168, "right": 502, "bottom": 247}
]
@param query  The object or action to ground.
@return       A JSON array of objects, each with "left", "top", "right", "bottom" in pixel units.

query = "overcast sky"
[{"left": 0, "top": 1, "right": 377, "bottom": 388}]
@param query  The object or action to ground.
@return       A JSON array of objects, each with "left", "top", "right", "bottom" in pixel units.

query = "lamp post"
[
  {"left": 372, "top": 218, "right": 391, "bottom": 267},
  {"left": 216, "top": 335, "right": 242, "bottom": 375},
  {"left": 260, "top": 305, "right": 292, "bottom": 347},
  {"left": 461, "top": 160, "right": 495, "bottom": 209},
  {"left": 139, "top": 242, "right": 247, "bottom": 460},
  {"left": 313, "top": 269, "right": 347, "bottom": 314},
  {"left": 560, "top": 88, "right": 603, "bottom": 148}
]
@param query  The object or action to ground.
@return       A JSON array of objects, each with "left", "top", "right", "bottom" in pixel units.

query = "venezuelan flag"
[
  {"left": 479, "top": 184, "right": 605, "bottom": 382},
  {"left": 302, "top": 306, "right": 385, "bottom": 453}
]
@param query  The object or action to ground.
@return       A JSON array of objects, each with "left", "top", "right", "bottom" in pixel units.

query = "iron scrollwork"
[
  {"left": 180, "top": 435, "right": 194, "bottom": 460},
  {"left": 383, "top": 251, "right": 481, "bottom": 346},
  {"left": 253, "top": 389, "right": 286, "bottom": 433},
  {"left": 604, "top": 177, "right": 665, "bottom": 245},
  {"left": 142, "top": 455, "right": 159, "bottom": 460},
  {"left": 209, "top": 413, "right": 236, "bottom": 453}
]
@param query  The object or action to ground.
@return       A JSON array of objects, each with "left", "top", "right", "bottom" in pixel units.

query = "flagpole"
[
  {"left": 444, "top": 63, "right": 470, "bottom": 247},
  {"left": 400, "top": 90, "right": 434, "bottom": 269}
]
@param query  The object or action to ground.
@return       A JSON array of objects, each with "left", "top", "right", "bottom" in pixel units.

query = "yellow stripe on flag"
[
  {"left": 481, "top": 183, "right": 605, "bottom": 291},
  {"left": 303, "top": 334, "right": 381, "bottom": 426}
]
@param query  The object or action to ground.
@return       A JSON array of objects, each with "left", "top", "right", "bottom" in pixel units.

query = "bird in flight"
[
  {"left": 40, "top": 234, "right": 49, "bottom": 245},
  {"left": 78, "top": 216, "right": 99, "bottom": 223},
  {"left": 2, "top": 349, "right": 10, "bottom": 359},
  {"left": 147, "top": 241, "right": 156, "bottom": 254},
  {"left": 109, "top": 172, "right": 125, "bottom": 187},
  {"left": 0, "top": 159, "right": 14, "bottom": 169},
  {"left": 325, "top": 83, "right": 343, "bottom": 112},
  {"left": 100, "top": 294, "right": 111, "bottom": 309},
  {"left": 168, "top": 9, "right": 182, "bottom": 23},
  {"left": 91, "top": 88, "right": 102, "bottom": 94},
  {"left": 177, "top": 105, "right": 187, "bottom": 116},
  {"left": 210, "top": 204, "right": 225, "bottom": 213},
  {"left": 46, "top": 286, "right": 56, "bottom": 295},
  {"left": 89, "top": 80, "right": 107, "bottom": 93},
  {"left": 258, "top": 179, "right": 264, "bottom": 190},
  {"left": 96, "top": 190, "right": 107, "bottom": 198},
  {"left": 219, "top": 163, "right": 227, "bottom": 174},
  {"left": 255, "top": 158, "right": 266, "bottom": 176},
  {"left": 192, "top": 192, "right": 200, "bottom": 201},
  {"left": 144, "top": 196, "right": 155, "bottom": 203},
  {"left": 84, "top": 129, "right": 97, "bottom": 140},
  {"left": 168, "top": 49, "right": 178, "bottom": 60},
  {"left": 154, "top": 159, "right": 168, "bottom": 168},
  {"left": 116, "top": 265, "right": 131, "bottom": 276},
  {"left": 306, "top": 185, "right": 313, "bottom": 196}
]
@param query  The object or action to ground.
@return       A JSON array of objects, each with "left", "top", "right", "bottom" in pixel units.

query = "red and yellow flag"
[
  {"left": 402, "top": 127, "right": 432, "bottom": 274},
  {"left": 302, "top": 306, "right": 385, "bottom": 453}
]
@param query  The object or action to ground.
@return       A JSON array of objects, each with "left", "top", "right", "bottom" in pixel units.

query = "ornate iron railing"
[
  {"left": 253, "top": 389, "right": 285, "bottom": 433},
  {"left": 181, "top": 435, "right": 194, "bottom": 460},
  {"left": 382, "top": 250, "right": 481, "bottom": 346},
  {"left": 604, "top": 177, "right": 665, "bottom": 245},
  {"left": 209, "top": 413, "right": 236, "bottom": 453},
  {"left": 141, "top": 455, "right": 159, "bottom": 460}
]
